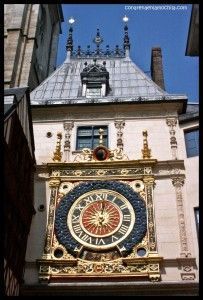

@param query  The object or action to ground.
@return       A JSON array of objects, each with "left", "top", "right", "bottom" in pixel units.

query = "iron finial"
[
  {"left": 123, "top": 15, "right": 130, "bottom": 52},
  {"left": 66, "top": 17, "right": 75, "bottom": 53}
]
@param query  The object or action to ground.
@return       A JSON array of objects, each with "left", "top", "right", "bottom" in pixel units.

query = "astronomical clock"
[{"left": 37, "top": 130, "right": 163, "bottom": 283}]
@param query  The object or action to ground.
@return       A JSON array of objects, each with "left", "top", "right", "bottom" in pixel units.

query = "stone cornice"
[
  {"left": 20, "top": 281, "right": 199, "bottom": 296},
  {"left": 31, "top": 99, "right": 187, "bottom": 118},
  {"left": 154, "top": 160, "right": 185, "bottom": 179}
]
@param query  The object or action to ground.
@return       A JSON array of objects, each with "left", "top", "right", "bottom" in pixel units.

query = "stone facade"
[{"left": 4, "top": 4, "right": 63, "bottom": 91}]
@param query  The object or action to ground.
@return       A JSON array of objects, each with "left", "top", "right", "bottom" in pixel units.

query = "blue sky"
[{"left": 56, "top": 4, "right": 199, "bottom": 102}]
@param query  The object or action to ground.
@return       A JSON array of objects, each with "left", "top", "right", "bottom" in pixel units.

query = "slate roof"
[
  {"left": 4, "top": 87, "right": 30, "bottom": 116},
  {"left": 30, "top": 54, "right": 187, "bottom": 105},
  {"left": 179, "top": 103, "right": 199, "bottom": 123},
  {"left": 30, "top": 22, "right": 188, "bottom": 106}
]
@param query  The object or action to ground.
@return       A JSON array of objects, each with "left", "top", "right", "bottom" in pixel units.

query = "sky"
[{"left": 56, "top": 4, "right": 199, "bottom": 102}]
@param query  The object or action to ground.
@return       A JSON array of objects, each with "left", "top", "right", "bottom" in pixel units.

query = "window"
[
  {"left": 76, "top": 126, "right": 108, "bottom": 150},
  {"left": 184, "top": 129, "right": 199, "bottom": 157},
  {"left": 86, "top": 87, "right": 101, "bottom": 98},
  {"left": 194, "top": 207, "right": 199, "bottom": 234}
]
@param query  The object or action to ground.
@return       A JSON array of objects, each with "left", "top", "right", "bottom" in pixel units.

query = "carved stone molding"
[
  {"left": 172, "top": 176, "right": 185, "bottom": 187},
  {"left": 64, "top": 121, "right": 74, "bottom": 132},
  {"left": 166, "top": 117, "right": 178, "bottom": 160},
  {"left": 153, "top": 160, "right": 185, "bottom": 179},
  {"left": 181, "top": 273, "right": 196, "bottom": 280},
  {"left": 172, "top": 177, "right": 189, "bottom": 255},
  {"left": 63, "top": 121, "right": 74, "bottom": 162},
  {"left": 166, "top": 117, "right": 177, "bottom": 128},
  {"left": 177, "top": 257, "right": 196, "bottom": 281},
  {"left": 114, "top": 120, "right": 125, "bottom": 150}
]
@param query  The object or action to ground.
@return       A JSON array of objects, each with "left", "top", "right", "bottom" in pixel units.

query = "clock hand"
[
  {"left": 101, "top": 200, "right": 105, "bottom": 214},
  {"left": 98, "top": 201, "right": 105, "bottom": 226}
]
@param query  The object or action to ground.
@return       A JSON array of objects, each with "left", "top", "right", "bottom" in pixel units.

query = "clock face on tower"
[
  {"left": 68, "top": 190, "right": 135, "bottom": 250},
  {"left": 55, "top": 181, "right": 147, "bottom": 257}
]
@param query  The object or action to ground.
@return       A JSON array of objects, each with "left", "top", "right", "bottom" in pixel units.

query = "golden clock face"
[{"left": 68, "top": 189, "right": 135, "bottom": 250}]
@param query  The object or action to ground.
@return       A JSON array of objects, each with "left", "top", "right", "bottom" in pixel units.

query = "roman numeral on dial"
[
  {"left": 123, "top": 214, "right": 131, "bottom": 222},
  {"left": 72, "top": 214, "right": 80, "bottom": 223},
  {"left": 73, "top": 224, "right": 82, "bottom": 233},
  {"left": 118, "top": 224, "right": 129, "bottom": 235},
  {"left": 95, "top": 238, "right": 105, "bottom": 245},
  {"left": 120, "top": 203, "right": 127, "bottom": 210},
  {"left": 111, "top": 235, "right": 119, "bottom": 242}
]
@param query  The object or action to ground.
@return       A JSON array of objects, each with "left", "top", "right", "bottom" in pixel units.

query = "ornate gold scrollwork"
[
  {"left": 74, "top": 147, "right": 129, "bottom": 162},
  {"left": 149, "top": 273, "right": 161, "bottom": 282},
  {"left": 131, "top": 180, "right": 145, "bottom": 192},
  {"left": 52, "top": 132, "right": 63, "bottom": 162},
  {"left": 142, "top": 130, "right": 151, "bottom": 159},
  {"left": 38, "top": 257, "right": 162, "bottom": 280},
  {"left": 58, "top": 182, "right": 74, "bottom": 195},
  {"left": 38, "top": 265, "right": 51, "bottom": 283},
  {"left": 49, "top": 179, "right": 60, "bottom": 188}
]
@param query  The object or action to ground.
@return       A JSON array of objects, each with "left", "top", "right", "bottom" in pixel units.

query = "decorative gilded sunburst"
[{"left": 81, "top": 200, "right": 122, "bottom": 237}]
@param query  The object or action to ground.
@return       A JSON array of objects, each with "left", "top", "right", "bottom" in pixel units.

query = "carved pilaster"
[
  {"left": 63, "top": 121, "right": 74, "bottom": 162},
  {"left": 172, "top": 177, "right": 190, "bottom": 257},
  {"left": 42, "top": 179, "right": 60, "bottom": 259},
  {"left": 166, "top": 117, "right": 178, "bottom": 160},
  {"left": 143, "top": 177, "right": 157, "bottom": 252},
  {"left": 114, "top": 120, "right": 125, "bottom": 150}
]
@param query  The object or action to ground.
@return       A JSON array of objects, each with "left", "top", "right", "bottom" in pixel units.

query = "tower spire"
[
  {"left": 66, "top": 17, "right": 75, "bottom": 57},
  {"left": 123, "top": 16, "right": 130, "bottom": 56}
]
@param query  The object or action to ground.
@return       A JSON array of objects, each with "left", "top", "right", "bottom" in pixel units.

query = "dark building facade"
[{"left": 4, "top": 88, "right": 36, "bottom": 296}]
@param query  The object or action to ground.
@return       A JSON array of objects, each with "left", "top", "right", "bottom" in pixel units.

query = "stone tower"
[{"left": 4, "top": 4, "right": 64, "bottom": 91}]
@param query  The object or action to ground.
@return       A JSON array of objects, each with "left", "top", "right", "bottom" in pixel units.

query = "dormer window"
[
  {"left": 86, "top": 86, "right": 101, "bottom": 98},
  {"left": 81, "top": 59, "right": 109, "bottom": 98}
]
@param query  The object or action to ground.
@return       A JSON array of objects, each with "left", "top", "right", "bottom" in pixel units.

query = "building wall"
[
  {"left": 4, "top": 4, "right": 63, "bottom": 91},
  {"left": 33, "top": 118, "right": 173, "bottom": 163},
  {"left": 31, "top": 103, "right": 182, "bottom": 164},
  {"left": 23, "top": 103, "right": 199, "bottom": 284}
]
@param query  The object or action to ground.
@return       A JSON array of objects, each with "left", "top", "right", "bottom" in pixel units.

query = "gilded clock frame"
[{"left": 37, "top": 159, "right": 163, "bottom": 283}]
